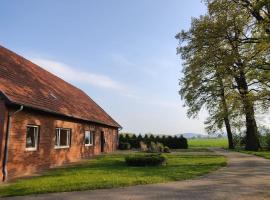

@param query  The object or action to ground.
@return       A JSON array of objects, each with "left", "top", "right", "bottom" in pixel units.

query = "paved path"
[{"left": 3, "top": 149, "right": 270, "bottom": 200}]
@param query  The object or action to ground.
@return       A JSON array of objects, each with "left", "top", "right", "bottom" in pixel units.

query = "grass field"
[
  {"left": 188, "top": 138, "right": 228, "bottom": 148},
  {"left": 0, "top": 152, "right": 226, "bottom": 197},
  {"left": 236, "top": 150, "right": 270, "bottom": 160}
]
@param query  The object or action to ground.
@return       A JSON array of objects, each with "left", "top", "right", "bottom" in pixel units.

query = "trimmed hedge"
[
  {"left": 118, "top": 142, "right": 131, "bottom": 150},
  {"left": 119, "top": 134, "right": 188, "bottom": 149},
  {"left": 125, "top": 154, "right": 166, "bottom": 167}
]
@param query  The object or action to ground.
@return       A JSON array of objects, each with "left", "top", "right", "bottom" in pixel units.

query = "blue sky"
[{"left": 0, "top": 0, "right": 208, "bottom": 135}]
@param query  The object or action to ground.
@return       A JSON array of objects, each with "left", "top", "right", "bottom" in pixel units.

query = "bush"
[
  {"left": 178, "top": 135, "right": 188, "bottom": 149},
  {"left": 118, "top": 133, "right": 188, "bottom": 149},
  {"left": 139, "top": 141, "right": 165, "bottom": 153},
  {"left": 240, "top": 136, "right": 247, "bottom": 147},
  {"left": 118, "top": 142, "right": 131, "bottom": 150},
  {"left": 128, "top": 139, "right": 140, "bottom": 149},
  {"left": 129, "top": 134, "right": 140, "bottom": 148},
  {"left": 147, "top": 141, "right": 159, "bottom": 153},
  {"left": 164, "top": 146, "right": 170, "bottom": 153},
  {"left": 264, "top": 133, "right": 270, "bottom": 149},
  {"left": 125, "top": 154, "right": 166, "bottom": 167},
  {"left": 156, "top": 142, "right": 164, "bottom": 153},
  {"left": 139, "top": 141, "right": 148, "bottom": 152}
]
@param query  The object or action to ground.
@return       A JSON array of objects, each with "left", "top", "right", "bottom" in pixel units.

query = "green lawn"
[
  {"left": 188, "top": 138, "right": 228, "bottom": 148},
  {"left": 174, "top": 148, "right": 212, "bottom": 152},
  {"left": 0, "top": 152, "right": 226, "bottom": 197},
  {"left": 236, "top": 149, "right": 270, "bottom": 159}
]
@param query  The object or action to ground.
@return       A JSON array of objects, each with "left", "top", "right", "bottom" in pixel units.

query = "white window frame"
[
  {"left": 55, "top": 128, "right": 71, "bottom": 149},
  {"left": 26, "top": 125, "right": 39, "bottom": 151},
  {"left": 85, "top": 131, "right": 93, "bottom": 146}
]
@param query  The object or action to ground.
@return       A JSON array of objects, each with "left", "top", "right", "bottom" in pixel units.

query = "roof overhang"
[{"left": 0, "top": 91, "right": 122, "bottom": 129}]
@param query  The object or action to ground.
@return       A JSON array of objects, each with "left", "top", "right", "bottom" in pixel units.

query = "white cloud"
[
  {"left": 31, "top": 57, "right": 126, "bottom": 91},
  {"left": 110, "top": 53, "right": 178, "bottom": 77},
  {"left": 30, "top": 56, "right": 180, "bottom": 110}
]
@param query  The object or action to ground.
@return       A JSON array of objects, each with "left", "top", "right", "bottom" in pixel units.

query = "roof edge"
[
  {"left": 5, "top": 98, "right": 122, "bottom": 129},
  {"left": 0, "top": 45, "right": 122, "bottom": 129},
  {"left": 0, "top": 91, "right": 12, "bottom": 104}
]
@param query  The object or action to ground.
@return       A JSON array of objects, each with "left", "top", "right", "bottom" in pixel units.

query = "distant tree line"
[{"left": 118, "top": 133, "right": 188, "bottom": 149}]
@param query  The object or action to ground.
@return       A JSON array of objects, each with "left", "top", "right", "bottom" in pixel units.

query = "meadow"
[
  {"left": 0, "top": 152, "right": 226, "bottom": 197},
  {"left": 188, "top": 138, "right": 228, "bottom": 148}
]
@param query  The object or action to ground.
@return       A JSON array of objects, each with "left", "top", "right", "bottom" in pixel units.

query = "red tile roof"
[{"left": 0, "top": 45, "right": 121, "bottom": 128}]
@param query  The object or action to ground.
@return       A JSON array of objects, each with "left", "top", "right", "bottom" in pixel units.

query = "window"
[
  {"left": 85, "top": 131, "right": 93, "bottom": 146},
  {"left": 26, "top": 125, "right": 39, "bottom": 150},
  {"left": 55, "top": 128, "right": 71, "bottom": 148}
]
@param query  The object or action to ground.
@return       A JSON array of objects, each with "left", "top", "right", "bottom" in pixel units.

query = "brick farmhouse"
[{"left": 0, "top": 45, "right": 121, "bottom": 181}]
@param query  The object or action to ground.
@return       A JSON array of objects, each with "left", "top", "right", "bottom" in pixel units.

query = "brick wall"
[
  {"left": 0, "top": 100, "right": 8, "bottom": 173},
  {"left": 4, "top": 108, "right": 118, "bottom": 178}
]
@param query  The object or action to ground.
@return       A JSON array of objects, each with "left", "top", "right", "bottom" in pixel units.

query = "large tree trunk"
[
  {"left": 234, "top": 68, "right": 260, "bottom": 150},
  {"left": 223, "top": 116, "right": 234, "bottom": 149},
  {"left": 217, "top": 75, "right": 234, "bottom": 149},
  {"left": 242, "top": 96, "right": 260, "bottom": 150}
]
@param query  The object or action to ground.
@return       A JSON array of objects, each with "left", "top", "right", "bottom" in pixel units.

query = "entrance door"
[{"left": 100, "top": 131, "right": 105, "bottom": 153}]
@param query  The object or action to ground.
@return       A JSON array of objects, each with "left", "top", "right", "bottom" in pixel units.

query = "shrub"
[
  {"left": 147, "top": 142, "right": 159, "bottom": 153},
  {"left": 156, "top": 142, "right": 164, "bottom": 152},
  {"left": 129, "top": 134, "right": 140, "bottom": 148},
  {"left": 155, "top": 135, "right": 161, "bottom": 143},
  {"left": 139, "top": 141, "right": 148, "bottom": 152},
  {"left": 164, "top": 146, "right": 170, "bottom": 153},
  {"left": 178, "top": 135, "right": 188, "bottom": 149},
  {"left": 129, "top": 139, "right": 140, "bottom": 149},
  {"left": 140, "top": 141, "right": 167, "bottom": 153},
  {"left": 232, "top": 134, "right": 245, "bottom": 148},
  {"left": 118, "top": 142, "right": 131, "bottom": 150},
  {"left": 119, "top": 134, "right": 126, "bottom": 143},
  {"left": 232, "top": 134, "right": 240, "bottom": 147},
  {"left": 140, "top": 141, "right": 165, "bottom": 153},
  {"left": 118, "top": 133, "right": 188, "bottom": 149},
  {"left": 264, "top": 133, "right": 270, "bottom": 149},
  {"left": 240, "top": 136, "right": 247, "bottom": 147},
  {"left": 143, "top": 134, "right": 150, "bottom": 145},
  {"left": 125, "top": 154, "right": 166, "bottom": 167},
  {"left": 137, "top": 134, "right": 143, "bottom": 142},
  {"left": 161, "top": 135, "right": 188, "bottom": 149}
]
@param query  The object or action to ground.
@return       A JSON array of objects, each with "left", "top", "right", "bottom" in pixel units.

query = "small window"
[
  {"left": 85, "top": 131, "right": 93, "bottom": 146},
  {"left": 55, "top": 128, "right": 71, "bottom": 148},
  {"left": 26, "top": 125, "right": 39, "bottom": 150}
]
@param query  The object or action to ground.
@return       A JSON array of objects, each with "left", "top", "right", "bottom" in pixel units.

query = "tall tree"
[
  {"left": 176, "top": 16, "right": 235, "bottom": 149},
  {"left": 232, "top": 0, "right": 270, "bottom": 35},
  {"left": 212, "top": 0, "right": 270, "bottom": 71},
  {"left": 177, "top": 0, "right": 270, "bottom": 150},
  {"left": 207, "top": 0, "right": 263, "bottom": 150}
]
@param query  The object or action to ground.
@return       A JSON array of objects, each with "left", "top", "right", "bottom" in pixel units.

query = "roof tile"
[{"left": 0, "top": 45, "right": 121, "bottom": 128}]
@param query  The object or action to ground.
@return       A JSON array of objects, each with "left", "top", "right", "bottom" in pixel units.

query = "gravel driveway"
[{"left": 3, "top": 149, "right": 270, "bottom": 200}]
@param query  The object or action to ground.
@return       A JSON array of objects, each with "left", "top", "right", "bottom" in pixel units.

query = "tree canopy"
[{"left": 176, "top": 0, "right": 270, "bottom": 150}]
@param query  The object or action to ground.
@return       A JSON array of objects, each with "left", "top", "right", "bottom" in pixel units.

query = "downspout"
[{"left": 2, "top": 105, "right": 23, "bottom": 182}]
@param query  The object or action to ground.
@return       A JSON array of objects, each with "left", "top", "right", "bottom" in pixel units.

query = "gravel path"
[{"left": 3, "top": 149, "right": 270, "bottom": 200}]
